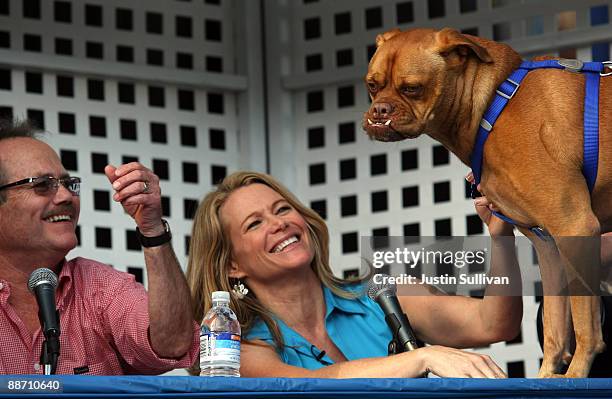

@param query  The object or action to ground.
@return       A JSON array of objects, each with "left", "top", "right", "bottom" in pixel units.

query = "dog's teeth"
[
  {"left": 367, "top": 119, "right": 373, "bottom": 125},
  {"left": 385, "top": 120, "right": 391, "bottom": 126}
]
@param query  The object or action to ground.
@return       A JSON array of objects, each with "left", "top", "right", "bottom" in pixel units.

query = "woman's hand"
[
  {"left": 466, "top": 172, "right": 514, "bottom": 237},
  {"left": 416, "top": 345, "right": 507, "bottom": 378},
  {"left": 240, "top": 340, "right": 508, "bottom": 379}
]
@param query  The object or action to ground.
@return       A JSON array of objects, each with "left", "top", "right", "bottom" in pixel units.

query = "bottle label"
[{"left": 200, "top": 332, "right": 241, "bottom": 365}]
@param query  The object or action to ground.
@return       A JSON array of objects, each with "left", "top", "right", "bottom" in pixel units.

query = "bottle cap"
[{"left": 212, "top": 291, "right": 230, "bottom": 302}]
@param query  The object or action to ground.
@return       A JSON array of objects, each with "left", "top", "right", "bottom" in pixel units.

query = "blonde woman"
[{"left": 187, "top": 171, "right": 521, "bottom": 378}]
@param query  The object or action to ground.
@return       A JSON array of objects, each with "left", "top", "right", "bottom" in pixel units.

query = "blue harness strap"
[
  {"left": 470, "top": 59, "right": 608, "bottom": 239},
  {"left": 583, "top": 70, "right": 601, "bottom": 192}
]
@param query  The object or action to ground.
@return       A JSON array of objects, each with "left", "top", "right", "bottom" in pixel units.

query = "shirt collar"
[
  {"left": 56, "top": 258, "right": 74, "bottom": 310},
  {"left": 247, "top": 284, "right": 367, "bottom": 345},
  {"left": 0, "top": 259, "right": 73, "bottom": 308},
  {"left": 323, "top": 284, "right": 367, "bottom": 319},
  {"left": 278, "top": 285, "right": 367, "bottom": 363}
]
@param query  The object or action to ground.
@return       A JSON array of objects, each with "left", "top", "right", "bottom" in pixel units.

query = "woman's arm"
[
  {"left": 402, "top": 260, "right": 522, "bottom": 348},
  {"left": 240, "top": 341, "right": 506, "bottom": 378},
  {"left": 398, "top": 175, "right": 522, "bottom": 348}
]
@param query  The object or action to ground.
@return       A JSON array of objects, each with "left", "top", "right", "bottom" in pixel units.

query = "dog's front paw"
[
  {"left": 562, "top": 369, "right": 590, "bottom": 378},
  {"left": 537, "top": 364, "right": 565, "bottom": 378},
  {"left": 538, "top": 370, "right": 568, "bottom": 378}
]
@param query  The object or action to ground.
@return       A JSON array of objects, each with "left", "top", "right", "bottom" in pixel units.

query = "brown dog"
[{"left": 363, "top": 27, "right": 612, "bottom": 377}]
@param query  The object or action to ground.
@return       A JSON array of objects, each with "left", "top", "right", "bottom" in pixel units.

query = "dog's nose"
[{"left": 372, "top": 102, "right": 394, "bottom": 119}]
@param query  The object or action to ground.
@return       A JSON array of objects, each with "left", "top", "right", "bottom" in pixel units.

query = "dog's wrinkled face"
[{"left": 363, "top": 28, "right": 491, "bottom": 142}]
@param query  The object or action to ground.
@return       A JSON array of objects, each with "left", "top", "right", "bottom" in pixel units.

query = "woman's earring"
[{"left": 232, "top": 281, "right": 249, "bottom": 299}]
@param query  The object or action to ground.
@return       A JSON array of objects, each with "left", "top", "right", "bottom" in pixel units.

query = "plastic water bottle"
[{"left": 199, "top": 291, "right": 241, "bottom": 377}]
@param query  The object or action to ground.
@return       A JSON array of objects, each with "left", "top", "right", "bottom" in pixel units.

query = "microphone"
[
  {"left": 28, "top": 268, "right": 61, "bottom": 374},
  {"left": 367, "top": 277, "right": 419, "bottom": 353},
  {"left": 28, "top": 268, "right": 60, "bottom": 339},
  {"left": 310, "top": 345, "right": 328, "bottom": 364}
]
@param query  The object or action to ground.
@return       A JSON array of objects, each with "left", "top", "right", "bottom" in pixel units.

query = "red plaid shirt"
[{"left": 0, "top": 257, "right": 199, "bottom": 375}]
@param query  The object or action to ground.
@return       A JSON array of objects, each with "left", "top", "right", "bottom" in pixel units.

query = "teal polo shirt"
[{"left": 244, "top": 285, "right": 392, "bottom": 369}]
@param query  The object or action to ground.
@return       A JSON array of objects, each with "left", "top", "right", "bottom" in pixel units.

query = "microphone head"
[
  {"left": 367, "top": 274, "right": 397, "bottom": 301},
  {"left": 27, "top": 268, "right": 58, "bottom": 293}
]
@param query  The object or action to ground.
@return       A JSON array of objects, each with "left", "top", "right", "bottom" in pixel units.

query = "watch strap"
[{"left": 136, "top": 219, "right": 172, "bottom": 248}]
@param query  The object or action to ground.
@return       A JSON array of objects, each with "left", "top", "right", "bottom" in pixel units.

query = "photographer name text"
[{"left": 373, "top": 273, "right": 510, "bottom": 286}]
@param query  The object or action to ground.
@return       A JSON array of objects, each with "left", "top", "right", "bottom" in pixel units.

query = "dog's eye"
[
  {"left": 401, "top": 85, "right": 423, "bottom": 96},
  {"left": 367, "top": 82, "right": 378, "bottom": 93}
]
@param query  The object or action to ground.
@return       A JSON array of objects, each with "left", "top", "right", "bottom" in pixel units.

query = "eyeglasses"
[{"left": 0, "top": 176, "right": 81, "bottom": 196}]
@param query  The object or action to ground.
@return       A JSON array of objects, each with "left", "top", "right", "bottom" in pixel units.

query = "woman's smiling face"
[{"left": 221, "top": 183, "right": 315, "bottom": 283}]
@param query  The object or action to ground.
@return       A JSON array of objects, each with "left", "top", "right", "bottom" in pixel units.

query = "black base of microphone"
[
  {"left": 39, "top": 309, "right": 60, "bottom": 375},
  {"left": 40, "top": 338, "right": 59, "bottom": 375},
  {"left": 384, "top": 313, "right": 419, "bottom": 354},
  {"left": 387, "top": 338, "right": 417, "bottom": 355}
]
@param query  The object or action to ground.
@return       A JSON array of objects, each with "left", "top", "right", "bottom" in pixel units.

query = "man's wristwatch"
[{"left": 136, "top": 219, "right": 172, "bottom": 248}]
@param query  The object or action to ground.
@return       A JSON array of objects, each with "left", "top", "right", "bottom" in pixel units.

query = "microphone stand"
[
  {"left": 385, "top": 313, "right": 417, "bottom": 355},
  {"left": 38, "top": 310, "right": 60, "bottom": 375}
]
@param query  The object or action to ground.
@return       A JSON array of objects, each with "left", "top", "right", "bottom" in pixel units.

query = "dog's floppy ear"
[
  {"left": 376, "top": 28, "right": 401, "bottom": 48},
  {"left": 435, "top": 28, "right": 492, "bottom": 65}
]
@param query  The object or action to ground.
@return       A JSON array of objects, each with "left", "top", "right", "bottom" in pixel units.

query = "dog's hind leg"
[
  {"left": 549, "top": 214, "right": 605, "bottom": 378},
  {"left": 540, "top": 296, "right": 573, "bottom": 377},
  {"left": 565, "top": 295, "right": 604, "bottom": 377},
  {"left": 524, "top": 232, "right": 574, "bottom": 377}
]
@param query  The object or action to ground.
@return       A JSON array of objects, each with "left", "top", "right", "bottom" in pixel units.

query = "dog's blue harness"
[{"left": 470, "top": 59, "right": 612, "bottom": 239}]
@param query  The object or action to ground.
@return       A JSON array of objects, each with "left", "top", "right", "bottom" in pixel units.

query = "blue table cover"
[{"left": 1, "top": 376, "right": 612, "bottom": 398}]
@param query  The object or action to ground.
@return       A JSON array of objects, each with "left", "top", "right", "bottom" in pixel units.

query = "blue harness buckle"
[
  {"left": 558, "top": 58, "right": 584, "bottom": 73},
  {"left": 602, "top": 61, "right": 612, "bottom": 77},
  {"left": 495, "top": 77, "right": 520, "bottom": 100},
  {"left": 479, "top": 119, "right": 493, "bottom": 132}
]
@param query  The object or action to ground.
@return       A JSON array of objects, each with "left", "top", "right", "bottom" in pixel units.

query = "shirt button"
[
  {"left": 0, "top": 282, "right": 3, "bottom": 290},
  {"left": 34, "top": 363, "right": 40, "bottom": 371}
]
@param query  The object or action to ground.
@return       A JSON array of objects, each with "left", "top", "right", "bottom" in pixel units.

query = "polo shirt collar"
[
  {"left": 280, "top": 285, "right": 367, "bottom": 363},
  {"left": 248, "top": 284, "right": 367, "bottom": 346},
  {"left": 323, "top": 284, "right": 367, "bottom": 319}
]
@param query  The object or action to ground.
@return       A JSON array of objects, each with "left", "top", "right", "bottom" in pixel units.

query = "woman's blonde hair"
[{"left": 186, "top": 171, "right": 356, "bottom": 374}]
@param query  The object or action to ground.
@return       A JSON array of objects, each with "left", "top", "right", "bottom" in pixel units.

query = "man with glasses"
[{"left": 0, "top": 119, "right": 198, "bottom": 375}]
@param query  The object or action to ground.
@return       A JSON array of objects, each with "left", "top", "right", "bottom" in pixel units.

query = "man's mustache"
[{"left": 42, "top": 205, "right": 77, "bottom": 219}]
